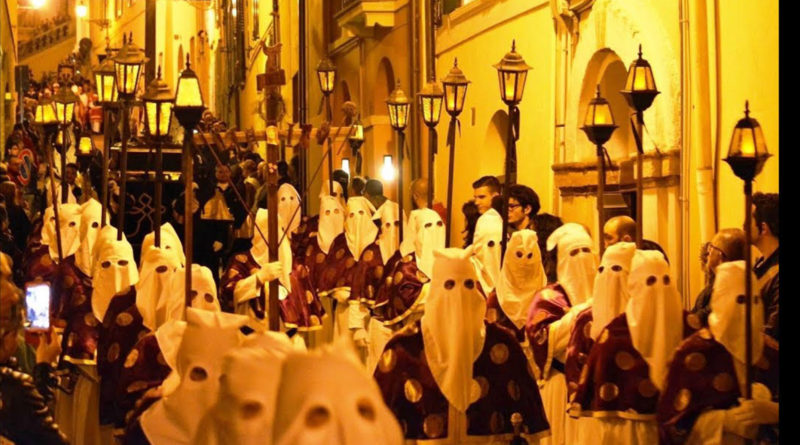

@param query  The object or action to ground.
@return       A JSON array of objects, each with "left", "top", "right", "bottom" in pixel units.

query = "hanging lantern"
[
  {"left": 386, "top": 81, "right": 410, "bottom": 131},
  {"left": 94, "top": 55, "right": 118, "bottom": 104},
  {"left": 112, "top": 33, "right": 148, "bottom": 98},
  {"left": 442, "top": 58, "right": 470, "bottom": 118},
  {"left": 77, "top": 134, "right": 94, "bottom": 155},
  {"left": 316, "top": 57, "right": 336, "bottom": 96},
  {"left": 34, "top": 98, "right": 58, "bottom": 126},
  {"left": 581, "top": 85, "right": 618, "bottom": 146},
  {"left": 52, "top": 86, "right": 78, "bottom": 125},
  {"left": 620, "top": 44, "right": 660, "bottom": 113},
  {"left": 493, "top": 40, "right": 531, "bottom": 106},
  {"left": 173, "top": 54, "right": 205, "bottom": 129},
  {"left": 724, "top": 101, "right": 771, "bottom": 181},
  {"left": 418, "top": 81, "right": 444, "bottom": 128}
]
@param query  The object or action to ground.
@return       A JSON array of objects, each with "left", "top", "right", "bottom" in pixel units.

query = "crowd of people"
[{"left": 0, "top": 104, "right": 780, "bottom": 443}]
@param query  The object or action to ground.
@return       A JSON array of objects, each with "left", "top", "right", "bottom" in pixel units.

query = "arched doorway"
[{"left": 373, "top": 58, "right": 395, "bottom": 116}]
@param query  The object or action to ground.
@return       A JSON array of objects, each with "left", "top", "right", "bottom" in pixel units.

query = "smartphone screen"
[{"left": 25, "top": 283, "right": 51, "bottom": 330}]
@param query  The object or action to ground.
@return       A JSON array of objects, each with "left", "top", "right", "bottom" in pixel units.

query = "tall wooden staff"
[{"left": 266, "top": 129, "right": 280, "bottom": 331}]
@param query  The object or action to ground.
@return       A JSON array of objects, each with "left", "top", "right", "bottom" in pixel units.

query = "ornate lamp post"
[
  {"left": 723, "top": 101, "right": 771, "bottom": 404},
  {"left": 620, "top": 44, "right": 659, "bottom": 247},
  {"left": 173, "top": 53, "right": 205, "bottom": 303},
  {"left": 493, "top": 40, "right": 530, "bottom": 258},
  {"left": 52, "top": 85, "right": 77, "bottom": 204},
  {"left": 417, "top": 81, "right": 444, "bottom": 208},
  {"left": 581, "top": 85, "right": 618, "bottom": 257},
  {"left": 94, "top": 53, "right": 118, "bottom": 227},
  {"left": 348, "top": 114, "right": 364, "bottom": 175},
  {"left": 142, "top": 65, "right": 175, "bottom": 248},
  {"left": 112, "top": 33, "right": 147, "bottom": 241},
  {"left": 76, "top": 133, "right": 95, "bottom": 186},
  {"left": 441, "top": 58, "right": 469, "bottom": 246},
  {"left": 316, "top": 57, "right": 336, "bottom": 197},
  {"left": 386, "top": 80, "right": 410, "bottom": 242},
  {"left": 33, "top": 98, "right": 64, "bottom": 262}
]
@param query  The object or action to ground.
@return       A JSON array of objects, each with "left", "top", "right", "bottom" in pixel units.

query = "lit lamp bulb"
[
  {"left": 31, "top": 0, "right": 46, "bottom": 9},
  {"left": 75, "top": 1, "right": 88, "bottom": 18},
  {"left": 380, "top": 155, "right": 395, "bottom": 182}
]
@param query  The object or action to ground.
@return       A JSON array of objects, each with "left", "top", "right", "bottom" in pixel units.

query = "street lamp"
[
  {"left": 53, "top": 86, "right": 77, "bottom": 204},
  {"left": 380, "top": 155, "right": 396, "bottom": 182},
  {"left": 418, "top": 81, "right": 444, "bottom": 208},
  {"left": 348, "top": 114, "right": 364, "bottom": 175},
  {"left": 76, "top": 133, "right": 94, "bottom": 186},
  {"left": 316, "top": 57, "right": 336, "bottom": 198},
  {"left": 112, "top": 32, "right": 148, "bottom": 241},
  {"left": 75, "top": 0, "right": 87, "bottom": 18},
  {"left": 173, "top": 53, "right": 206, "bottom": 306},
  {"left": 93, "top": 53, "right": 118, "bottom": 227},
  {"left": 620, "top": 44, "right": 659, "bottom": 247},
  {"left": 33, "top": 98, "right": 63, "bottom": 262},
  {"left": 386, "top": 80, "right": 410, "bottom": 242},
  {"left": 142, "top": 65, "right": 175, "bottom": 248},
  {"left": 493, "top": 40, "right": 530, "bottom": 258},
  {"left": 723, "top": 101, "right": 771, "bottom": 404},
  {"left": 441, "top": 58, "right": 469, "bottom": 246},
  {"left": 581, "top": 85, "right": 618, "bottom": 256}
]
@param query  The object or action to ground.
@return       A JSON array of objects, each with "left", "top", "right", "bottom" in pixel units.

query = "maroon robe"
[
  {"left": 290, "top": 214, "right": 318, "bottom": 259},
  {"left": 296, "top": 235, "right": 329, "bottom": 294},
  {"left": 219, "top": 250, "right": 325, "bottom": 331},
  {"left": 54, "top": 259, "right": 98, "bottom": 364},
  {"left": 569, "top": 312, "right": 701, "bottom": 420},
  {"left": 657, "top": 331, "right": 779, "bottom": 445},
  {"left": 485, "top": 289, "right": 526, "bottom": 343},
  {"left": 371, "top": 252, "right": 429, "bottom": 326},
  {"left": 117, "top": 334, "right": 172, "bottom": 429},
  {"left": 315, "top": 233, "right": 361, "bottom": 298},
  {"left": 374, "top": 321, "right": 550, "bottom": 440},
  {"left": 97, "top": 287, "right": 149, "bottom": 427},
  {"left": 349, "top": 242, "right": 387, "bottom": 307},
  {"left": 525, "top": 283, "right": 571, "bottom": 379}
]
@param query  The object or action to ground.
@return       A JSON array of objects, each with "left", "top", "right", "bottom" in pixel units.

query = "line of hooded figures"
[{"left": 1, "top": 174, "right": 779, "bottom": 445}]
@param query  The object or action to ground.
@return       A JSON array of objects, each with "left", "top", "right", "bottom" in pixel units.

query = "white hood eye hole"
[
  {"left": 358, "top": 210, "right": 365, "bottom": 215},
  {"left": 290, "top": 197, "right": 295, "bottom": 201},
  {"left": 598, "top": 266, "right": 605, "bottom": 273},
  {"left": 69, "top": 221, "right": 77, "bottom": 227},
  {"left": 101, "top": 261, "right": 112, "bottom": 268},
  {"left": 190, "top": 290, "right": 198, "bottom": 300},
  {"left": 527, "top": 253, "right": 533, "bottom": 259},
  {"left": 444, "top": 279, "right": 455, "bottom": 290},
  {"left": 436, "top": 221, "right": 443, "bottom": 227},
  {"left": 334, "top": 209, "right": 340, "bottom": 214},
  {"left": 240, "top": 401, "right": 264, "bottom": 420},
  {"left": 356, "top": 399, "right": 376, "bottom": 421},
  {"left": 487, "top": 240, "right": 495, "bottom": 248},
  {"left": 155, "top": 265, "right": 168, "bottom": 273},
  {"left": 349, "top": 213, "right": 355, "bottom": 218},
  {"left": 515, "top": 251, "right": 523, "bottom": 258},
  {"left": 281, "top": 197, "right": 286, "bottom": 201},
  {"left": 50, "top": 217, "right": 56, "bottom": 221},
  {"left": 736, "top": 295, "right": 746, "bottom": 304},
  {"left": 189, "top": 366, "right": 208, "bottom": 381},
  {"left": 581, "top": 247, "right": 591, "bottom": 253},
  {"left": 305, "top": 406, "right": 331, "bottom": 428},
  {"left": 165, "top": 245, "right": 171, "bottom": 249},
  {"left": 646, "top": 276, "right": 657, "bottom": 286},
  {"left": 424, "top": 222, "right": 433, "bottom": 228},
  {"left": 204, "top": 293, "right": 214, "bottom": 303},
  {"left": 663, "top": 275, "right": 671, "bottom": 285},
  {"left": 611, "top": 265, "right": 622, "bottom": 272},
  {"left": 394, "top": 221, "right": 400, "bottom": 227},
  {"left": 118, "top": 259, "right": 129, "bottom": 266},
  {"left": 325, "top": 210, "right": 331, "bottom": 215},
  {"left": 92, "top": 222, "right": 99, "bottom": 228},
  {"left": 464, "top": 279, "right": 475, "bottom": 289},
  {"left": 569, "top": 248, "right": 580, "bottom": 257}
]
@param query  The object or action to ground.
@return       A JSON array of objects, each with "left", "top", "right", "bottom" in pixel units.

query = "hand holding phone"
[
  {"left": 35, "top": 328, "right": 61, "bottom": 365},
  {"left": 25, "top": 282, "right": 51, "bottom": 331}
]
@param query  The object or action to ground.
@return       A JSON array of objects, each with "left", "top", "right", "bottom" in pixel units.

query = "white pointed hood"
[
  {"left": 547, "top": 222, "right": 597, "bottom": 305},
  {"left": 135, "top": 246, "right": 182, "bottom": 331},
  {"left": 250, "top": 209, "right": 293, "bottom": 290},
  {"left": 373, "top": 201, "right": 402, "bottom": 264},
  {"left": 75, "top": 199, "right": 105, "bottom": 276},
  {"left": 41, "top": 203, "right": 82, "bottom": 261},
  {"left": 344, "top": 197, "right": 378, "bottom": 260},
  {"left": 141, "top": 308, "right": 249, "bottom": 444},
  {"left": 91, "top": 236, "right": 139, "bottom": 321},
  {"left": 141, "top": 223, "right": 186, "bottom": 266},
  {"left": 471, "top": 208, "right": 503, "bottom": 292},
  {"left": 278, "top": 183, "right": 302, "bottom": 236},
  {"left": 625, "top": 249, "right": 684, "bottom": 390},
  {"left": 709, "top": 260, "right": 763, "bottom": 365},
  {"left": 496, "top": 230, "right": 546, "bottom": 329},
  {"left": 317, "top": 196, "right": 344, "bottom": 254},
  {"left": 590, "top": 242, "right": 637, "bottom": 339},
  {"left": 319, "top": 180, "right": 346, "bottom": 210},
  {"left": 421, "top": 247, "right": 487, "bottom": 412},
  {"left": 400, "top": 208, "right": 445, "bottom": 278}
]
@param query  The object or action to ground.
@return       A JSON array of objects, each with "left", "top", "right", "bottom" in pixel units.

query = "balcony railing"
[{"left": 18, "top": 20, "right": 75, "bottom": 60}]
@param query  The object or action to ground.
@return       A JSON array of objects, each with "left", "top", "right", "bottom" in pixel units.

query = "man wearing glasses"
[
  {"left": 507, "top": 184, "right": 540, "bottom": 233},
  {"left": 690, "top": 228, "right": 746, "bottom": 325}
]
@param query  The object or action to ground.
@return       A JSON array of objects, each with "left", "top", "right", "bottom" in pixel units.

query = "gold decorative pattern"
[
  {"left": 712, "top": 373, "right": 734, "bottom": 393},
  {"left": 62, "top": 276, "right": 75, "bottom": 289},
  {"left": 404, "top": 379, "right": 423, "bottom": 403},
  {"left": 583, "top": 320, "right": 593, "bottom": 339},
  {"left": 685, "top": 313, "right": 702, "bottom": 330},
  {"left": 367, "top": 285, "right": 375, "bottom": 298},
  {"left": 489, "top": 411, "right": 505, "bottom": 433},
  {"left": 345, "top": 258, "right": 356, "bottom": 269},
  {"left": 116, "top": 312, "right": 134, "bottom": 327},
  {"left": 534, "top": 328, "right": 548, "bottom": 345},
  {"left": 124, "top": 349, "right": 139, "bottom": 368},
  {"left": 385, "top": 276, "right": 393, "bottom": 287},
  {"left": 316, "top": 253, "right": 326, "bottom": 264},
  {"left": 476, "top": 376, "right": 490, "bottom": 399},
  {"left": 579, "top": 364, "right": 589, "bottom": 385},
  {"left": 83, "top": 313, "right": 98, "bottom": 327},
  {"left": 309, "top": 315, "right": 321, "bottom": 326},
  {"left": 614, "top": 351, "right": 635, "bottom": 371},
  {"left": 306, "top": 291, "right": 314, "bottom": 304},
  {"left": 40, "top": 255, "right": 53, "bottom": 267},
  {"left": 638, "top": 379, "right": 658, "bottom": 398},
  {"left": 394, "top": 271, "right": 404, "bottom": 284},
  {"left": 423, "top": 413, "right": 445, "bottom": 438},
  {"left": 684, "top": 352, "right": 707, "bottom": 372},
  {"left": 507, "top": 379, "right": 521, "bottom": 401},
  {"left": 363, "top": 250, "right": 375, "bottom": 262},
  {"left": 305, "top": 245, "right": 314, "bottom": 257},
  {"left": 107, "top": 343, "right": 120, "bottom": 362},
  {"left": 378, "top": 349, "right": 396, "bottom": 373},
  {"left": 674, "top": 388, "right": 691, "bottom": 411},
  {"left": 72, "top": 293, "right": 86, "bottom": 306},
  {"left": 373, "top": 266, "right": 384, "bottom": 279},
  {"left": 402, "top": 255, "right": 413, "bottom": 263},
  {"left": 599, "top": 382, "right": 619, "bottom": 401},
  {"left": 490, "top": 343, "right": 510, "bottom": 365},
  {"left": 335, "top": 249, "right": 345, "bottom": 260}
]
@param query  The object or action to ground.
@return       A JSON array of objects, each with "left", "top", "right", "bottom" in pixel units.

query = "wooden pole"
[
  {"left": 445, "top": 118, "right": 456, "bottom": 247},
  {"left": 183, "top": 127, "right": 194, "bottom": 306},
  {"left": 154, "top": 137, "right": 163, "bottom": 247},
  {"left": 325, "top": 95, "right": 334, "bottom": 197},
  {"left": 743, "top": 180, "right": 753, "bottom": 400},
  {"left": 266, "top": 142, "right": 280, "bottom": 331},
  {"left": 100, "top": 106, "right": 112, "bottom": 227},
  {"left": 116, "top": 105, "right": 129, "bottom": 241},
  {"left": 397, "top": 130, "right": 405, "bottom": 243},
  {"left": 500, "top": 105, "right": 517, "bottom": 260},
  {"left": 44, "top": 130, "right": 64, "bottom": 262},
  {"left": 635, "top": 110, "right": 644, "bottom": 247},
  {"left": 60, "top": 125, "right": 68, "bottom": 204},
  {"left": 597, "top": 144, "right": 606, "bottom": 257},
  {"left": 427, "top": 126, "right": 436, "bottom": 208}
]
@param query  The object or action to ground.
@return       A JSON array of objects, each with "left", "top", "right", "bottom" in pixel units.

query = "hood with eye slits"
[
  {"left": 372, "top": 201, "right": 402, "bottom": 265},
  {"left": 344, "top": 197, "right": 378, "bottom": 260},
  {"left": 317, "top": 196, "right": 345, "bottom": 254},
  {"left": 400, "top": 208, "right": 445, "bottom": 278},
  {"left": 278, "top": 183, "right": 302, "bottom": 236},
  {"left": 141, "top": 223, "right": 186, "bottom": 266},
  {"left": 471, "top": 208, "right": 503, "bottom": 292},
  {"left": 496, "top": 230, "right": 547, "bottom": 329},
  {"left": 41, "top": 203, "right": 83, "bottom": 262},
  {"left": 76, "top": 199, "right": 105, "bottom": 275},
  {"left": 546, "top": 222, "right": 597, "bottom": 305},
  {"left": 91, "top": 237, "right": 139, "bottom": 321},
  {"left": 421, "top": 247, "right": 487, "bottom": 412},
  {"left": 136, "top": 246, "right": 183, "bottom": 331}
]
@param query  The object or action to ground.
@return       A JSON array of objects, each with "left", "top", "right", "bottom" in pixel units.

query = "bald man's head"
[
  {"left": 411, "top": 177, "right": 430, "bottom": 209},
  {"left": 603, "top": 215, "right": 637, "bottom": 248},
  {"left": 707, "top": 228, "right": 746, "bottom": 274}
]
